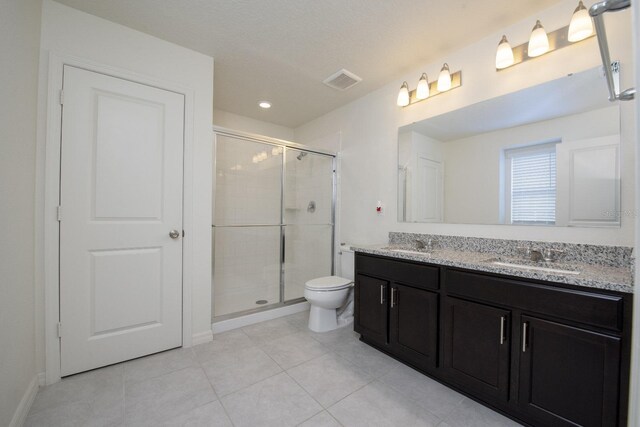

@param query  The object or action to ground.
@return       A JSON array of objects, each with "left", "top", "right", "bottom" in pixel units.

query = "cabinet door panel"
[
  {"left": 354, "top": 274, "right": 388, "bottom": 345},
  {"left": 389, "top": 284, "right": 438, "bottom": 371},
  {"left": 443, "top": 297, "right": 510, "bottom": 402},
  {"left": 519, "top": 316, "right": 621, "bottom": 427}
]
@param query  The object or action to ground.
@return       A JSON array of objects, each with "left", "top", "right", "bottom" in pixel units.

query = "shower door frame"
[{"left": 212, "top": 126, "right": 337, "bottom": 321}]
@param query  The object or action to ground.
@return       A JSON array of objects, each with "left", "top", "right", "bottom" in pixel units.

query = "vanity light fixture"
[
  {"left": 396, "top": 66, "right": 462, "bottom": 107},
  {"left": 495, "top": 2, "right": 595, "bottom": 71},
  {"left": 416, "top": 73, "right": 430, "bottom": 100},
  {"left": 568, "top": 1, "right": 593, "bottom": 42},
  {"left": 528, "top": 20, "right": 550, "bottom": 57},
  {"left": 396, "top": 81, "right": 410, "bottom": 107},
  {"left": 437, "top": 63, "right": 452, "bottom": 92},
  {"left": 495, "top": 35, "right": 515, "bottom": 69}
]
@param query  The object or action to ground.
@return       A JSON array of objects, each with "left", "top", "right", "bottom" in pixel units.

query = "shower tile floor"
[{"left": 26, "top": 311, "right": 522, "bottom": 427}]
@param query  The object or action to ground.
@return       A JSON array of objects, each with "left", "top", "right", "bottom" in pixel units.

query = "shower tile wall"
[
  {"left": 213, "top": 136, "right": 334, "bottom": 318},
  {"left": 214, "top": 138, "right": 283, "bottom": 316},
  {"left": 284, "top": 152, "right": 333, "bottom": 300},
  {"left": 214, "top": 227, "right": 280, "bottom": 316}
]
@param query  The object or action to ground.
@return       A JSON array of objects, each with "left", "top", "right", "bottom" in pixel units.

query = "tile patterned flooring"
[{"left": 26, "top": 311, "right": 522, "bottom": 426}]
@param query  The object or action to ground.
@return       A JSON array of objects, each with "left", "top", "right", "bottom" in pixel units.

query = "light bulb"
[
  {"left": 437, "top": 63, "right": 452, "bottom": 92},
  {"left": 258, "top": 101, "right": 271, "bottom": 109},
  {"left": 495, "top": 35, "right": 514, "bottom": 69},
  {"left": 528, "top": 20, "right": 549, "bottom": 57},
  {"left": 416, "top": 73, "right": 430, "bottom": 100},
  {"left": 397, "top": 81, "right": 410, "bottom": 107},
  {"left": 568, "top": 1, "right": 593, "bottom": 42}
]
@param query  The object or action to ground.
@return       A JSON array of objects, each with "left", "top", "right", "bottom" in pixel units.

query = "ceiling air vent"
[{"left": 323, "top": 69, "right": 362, "bottom": 91}]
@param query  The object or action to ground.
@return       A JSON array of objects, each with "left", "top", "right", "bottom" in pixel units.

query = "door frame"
[{"left": 41, "top": 53, "right": 196, "bottom": 384}]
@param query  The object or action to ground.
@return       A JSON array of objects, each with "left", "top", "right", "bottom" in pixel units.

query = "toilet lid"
[{"left": 305, "top": 275, "right": 353, "bottom": 291}]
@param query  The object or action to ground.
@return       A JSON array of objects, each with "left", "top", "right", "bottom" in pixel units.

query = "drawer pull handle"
[
  {"left": 391, "top": 288, "right": 397, "bottom": 308},
  {"left": 522, "top": 322, "right": 528, "bottom": 352},
  {"left": 500, "top": 316, "right": 506, "bottom": 345},
  {"left": 380, "top": 285, "right": 384, "bottom": 305}
]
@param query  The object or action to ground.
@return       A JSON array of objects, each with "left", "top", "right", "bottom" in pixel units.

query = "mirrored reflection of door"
[
  {"left": 283, "top": 149, "right": 334, "bottom": 301},
  {"left": 213, "top": 136, "right": 283, "bottom": 316}
]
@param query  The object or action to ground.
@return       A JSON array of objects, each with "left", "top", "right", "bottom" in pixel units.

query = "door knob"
[{"left": 169, "top": 229, "right": 180, "bottom": 239}]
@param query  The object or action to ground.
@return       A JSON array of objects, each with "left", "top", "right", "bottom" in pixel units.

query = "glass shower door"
[
  {"left": 283, "top": 149, "right": 334, "bottom": 301},
  {"left": 213, "top": 136, "right": 283, "bottom": 317}
]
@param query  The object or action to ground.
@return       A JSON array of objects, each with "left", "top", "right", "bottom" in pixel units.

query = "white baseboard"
[
  {"left": 191, "top": 330, "right": 213, "bottom": 346},
  {"left": 212, "top": 301, "right": 310, "bottom": 334},
  {"left": 9, "top": 375, "right": 39, "bottom": 427}
]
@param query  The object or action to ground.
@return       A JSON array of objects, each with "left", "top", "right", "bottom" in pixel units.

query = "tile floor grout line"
[
  {"left": 216, "top": 368, "right": 284, "bottom": 400},
  {"left": 282, "top": 370, "right": 327, "bottom": 416}
]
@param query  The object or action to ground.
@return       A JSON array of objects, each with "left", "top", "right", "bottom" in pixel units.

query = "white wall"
[
  {"left": 214, "top": 109, "right": 295, "bottom": 141},
  {"left": 295, "top": 0, "right": 635, "bottom": 247},
  {"left": 35, "top": 0, "right": 214, "bottom": 377},
  {"left": 0, "top": 0, "right": 41, "bottom": 424}
]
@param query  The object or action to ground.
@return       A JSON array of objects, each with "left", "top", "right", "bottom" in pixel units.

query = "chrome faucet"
[
  {"left": 415, "top": 238, "right": 437, "bottom": 251},
  {"left": 529, "top": 249, "right": 544, "bottom": 262},
  {"left": 518, "top": 246, "right": 564, "bottom": 262}
]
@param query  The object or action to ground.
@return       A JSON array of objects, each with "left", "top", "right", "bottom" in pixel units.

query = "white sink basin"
[
  {"left": 386, "top": 248, "right": 432, "bottom": 256},
  {"left": 485, "top": 258, "right": 580, "bottom": 275}
]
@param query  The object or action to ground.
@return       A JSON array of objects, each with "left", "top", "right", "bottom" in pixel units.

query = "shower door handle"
[{"left": 281, "top": 232, "right": 285, "bottom": 262}]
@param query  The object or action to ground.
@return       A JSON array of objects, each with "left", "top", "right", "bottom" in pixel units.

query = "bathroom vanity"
[{"left": 353, "top": 239, "right": 633, "bottom": 427}]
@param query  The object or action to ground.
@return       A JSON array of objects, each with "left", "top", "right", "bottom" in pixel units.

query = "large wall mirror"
[{"left": 397, "top": 67, "right": 622, "bottom": 227}]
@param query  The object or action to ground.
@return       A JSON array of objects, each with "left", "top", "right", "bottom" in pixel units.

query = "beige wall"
[
  {"left": 295, "top": 0, "right": 635, "bottom": 247},
  {"left": 0, "top": 0, "right": 42, "bottom": 424}
]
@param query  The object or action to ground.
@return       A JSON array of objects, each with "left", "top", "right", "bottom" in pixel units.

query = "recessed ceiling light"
[{"left": 259, "top": 101, "right": 271, "bottom": 109}]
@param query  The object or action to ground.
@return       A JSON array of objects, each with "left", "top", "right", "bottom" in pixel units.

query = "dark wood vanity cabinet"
[
  {"left": 442, "top": 297, "right": 511, "bottom": 403},
  {"left": 353, "top": 274, "right": 388, "bottom": 346},
  {"left": 388, "top": 283, "right": 439, "bottom": 371},
  {"left": 354, "top": 253, "right": 631, "bottom": 427},
  {"left": 354, "top": 255, "right": 439, "bottom": 372},
  {"left": 518, "top": 316, "right": 622, "bottom": 427}
]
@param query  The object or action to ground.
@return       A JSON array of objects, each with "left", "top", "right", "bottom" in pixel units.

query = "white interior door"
[
  {"left": 59, "top": 66, "right": 185, "bottom": 376},
  {"left": 414, "top": 155, "right": 443, "bottom": 222}
]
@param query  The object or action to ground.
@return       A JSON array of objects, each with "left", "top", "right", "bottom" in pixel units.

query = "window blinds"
[{"left": 506, "top": 143, "right": 557, "bottom": 225}]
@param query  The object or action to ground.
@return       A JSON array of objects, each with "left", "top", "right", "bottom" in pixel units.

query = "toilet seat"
[{"left": 305, "top": 275, "right": 353, "bottom": 291}]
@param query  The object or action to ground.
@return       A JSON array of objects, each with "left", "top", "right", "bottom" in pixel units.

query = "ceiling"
[
  {"left": 54, "top": 0, "right": 563, "bottom": 128},
  {"left": 403, "top": 66, "right": 611, "bottom": 141}
]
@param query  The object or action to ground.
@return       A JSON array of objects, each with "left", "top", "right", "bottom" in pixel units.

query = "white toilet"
[{"left": 304, "top": 245, "right": 355, "bottom": 333}]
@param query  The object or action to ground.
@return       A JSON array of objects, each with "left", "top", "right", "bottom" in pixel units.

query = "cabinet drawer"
[
  {"left": 445, "top": 269, "right": 623, "bottom": 332},
  {"left": 356, "top": 254, "right": 439, "bottom": 290}
]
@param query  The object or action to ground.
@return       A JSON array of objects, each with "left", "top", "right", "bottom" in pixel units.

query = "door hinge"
[
  {"left": 59, "top": 89, "right": 64, "bottom": 105},
  {"left": 57, "top": 322, "right": 62, "bottom": 338},
  {"left": 57, "top": 206, "right": 62, "bottom": 221}
]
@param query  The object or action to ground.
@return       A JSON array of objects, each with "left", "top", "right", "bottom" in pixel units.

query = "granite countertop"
[{"left": 351, "top": 244, "right": 634, "bottom": 294}]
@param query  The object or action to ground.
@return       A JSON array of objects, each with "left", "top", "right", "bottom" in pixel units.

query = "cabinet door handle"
[
  {"left": 391, "top": 287, "right": 397, "bottom": 308},
  {"left": 380, "top": 285, "right": 384, "bottom": 305},
  {"left": 500, "top": 316, "right": 506, "bottom": 345},
  {"left": 522, "top": 322, "right": 528, "bottom": 352}
]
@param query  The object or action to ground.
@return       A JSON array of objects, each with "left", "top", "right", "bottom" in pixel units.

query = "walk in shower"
[{"left": 212, "top": 128, "right": 336, "bottom": 320}]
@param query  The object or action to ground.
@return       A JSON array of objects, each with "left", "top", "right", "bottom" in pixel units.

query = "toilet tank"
[{"left": 339, "top": 244, "right": 355, "bottom": 280}]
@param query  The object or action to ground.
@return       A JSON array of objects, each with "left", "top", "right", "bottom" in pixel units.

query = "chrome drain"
[{"left": 255, "top": 300, "right": 268, "bottom": 305}]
